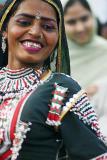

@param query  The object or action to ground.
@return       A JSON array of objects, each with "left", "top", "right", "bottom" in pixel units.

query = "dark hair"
[
  {"left": 64, "top": 0, "right": 92, "bottom": 15},
  {"left": 1, "top": 0, "right": 22, "bottom": 32},
  {"left": 1, "top": 1, "right": 60, "bottom": 32},
  {"left": 0, "top": 0, "right": 22, "bottom": 68}
]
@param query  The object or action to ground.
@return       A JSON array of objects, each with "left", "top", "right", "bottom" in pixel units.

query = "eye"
[
  {"left": 65, "top": 19, "right": 76, "bottom": 25},
  {"left": 81, "top": 15, "right": 89, "bottom": 22},
  {"left": 42, "top": 23, "right": 57, "bottom": 32},
  {"left": 15, "top": 19, "right": 32, "bottom": 27}
]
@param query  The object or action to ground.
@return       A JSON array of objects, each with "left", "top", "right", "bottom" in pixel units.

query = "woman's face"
[
  {"left": 64, "top": 2, "right": 94, "bottom": 45},
  {"left": 4, "top": 0, "right": 58, "bottom": 69}
]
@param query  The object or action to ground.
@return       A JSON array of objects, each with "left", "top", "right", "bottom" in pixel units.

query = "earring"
[{"left": 2, "top": 36, "right": 6, "bottom": 53}]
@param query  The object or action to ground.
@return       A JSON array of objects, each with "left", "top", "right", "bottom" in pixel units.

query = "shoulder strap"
[{"left": 60, "top": 90, "right": 85, "bottom": 121}]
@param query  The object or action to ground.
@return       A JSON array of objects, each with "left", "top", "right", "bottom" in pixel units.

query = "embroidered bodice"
[
  {"left": 0, "top": 67, "right": 44, "bottom": 159},
  {"left": 0, "top": 69, "right": 107, "bottom": 160}
]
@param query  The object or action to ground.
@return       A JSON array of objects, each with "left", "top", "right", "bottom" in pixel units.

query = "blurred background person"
[
  {"left": 0, "top": 0, "right": 4, "bottom": 10},
  {"left": 0, "top": 4, "right": 3, "bottom": 10},
  {"left": 100, "top": 22, "right": 107, "bottom": 39},
  {"left": 64, "top": 0, "right": 107, "bottom": 138},
  {"left": 61, "top": 0, "right": 107, "bottom": 39},
  {"left": 64, "top": 0, "right": 107, "bottom": 88},
  {"left": 87, "top": 0, "right": 107, "bottom": 39},
  {"left": 87, "top": 0, "right": 107, "bottom": 25},
  {"left": 0, "top": 0, "right": 6, "bottom": 8}
]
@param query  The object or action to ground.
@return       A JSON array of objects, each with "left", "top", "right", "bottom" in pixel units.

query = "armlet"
[{"left": 46, "top": 82, "right": 84, "bottom": 127}]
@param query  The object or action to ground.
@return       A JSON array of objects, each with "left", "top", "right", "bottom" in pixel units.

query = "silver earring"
[{"left": 2, "top": 36, "right": 6, "bottom": 53}]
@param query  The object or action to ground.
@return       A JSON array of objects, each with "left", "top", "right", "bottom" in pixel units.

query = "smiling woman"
[
  {"left": 3, "top": 0, "right": 59, "bottom": 69},
  {"left": 0, "top": 0, "right": 107, "bottom": 160}
]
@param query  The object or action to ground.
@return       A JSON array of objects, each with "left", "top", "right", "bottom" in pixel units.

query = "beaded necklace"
[{"left": 0, "top": 67, "right": 45, "bottom": 102}]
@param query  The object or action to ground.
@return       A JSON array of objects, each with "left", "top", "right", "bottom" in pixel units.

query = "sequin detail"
[
  {"left": 46, "top": 83, "right": 68, "bottom": 126},
  {"left": 11, "top": 121, "right": 32, "bottom": 160},
  {"left": 61, "top": 90, "right": 106, "bottom": 143},
  {"left": 0, "top": 98, "right": 19, "bottom": 154}
]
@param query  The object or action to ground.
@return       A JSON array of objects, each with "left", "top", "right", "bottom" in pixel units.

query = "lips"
[
  {"left": 21, "top": 40, "right": 43, "bottom": 52},
  {"left": 76, "top": 32, "right": 87, "bottom": 38}
]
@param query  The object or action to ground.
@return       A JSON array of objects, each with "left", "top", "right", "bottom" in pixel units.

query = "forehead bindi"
[{"left": 14, "top": 0, "right": 57, "bottom": 21}]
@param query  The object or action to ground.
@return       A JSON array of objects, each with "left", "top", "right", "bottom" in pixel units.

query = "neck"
[
  {"left": 7, "top": 61, "right": 44, "bottom": 71},
  {"left": 40, "top": 69, "right": 51, "bottom": 81}
]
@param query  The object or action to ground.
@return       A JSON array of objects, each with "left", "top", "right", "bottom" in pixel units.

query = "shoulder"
[
  {"left": 95, "top": 35, "right": 107, "bottom": 46},
  {"left": 51, "top": 73, "right": 81, "bottom": 93}
]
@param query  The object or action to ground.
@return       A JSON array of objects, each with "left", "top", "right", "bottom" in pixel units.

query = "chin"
[{"left": 76, "top": 39, "right": 90, "bottom": 45}]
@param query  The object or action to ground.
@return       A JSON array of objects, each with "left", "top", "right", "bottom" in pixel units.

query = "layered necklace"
[{"left": 0, "top": 66, "right": 46, "bottom": 102}]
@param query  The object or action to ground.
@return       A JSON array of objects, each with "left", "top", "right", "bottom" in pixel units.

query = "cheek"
[
  {"left": 65, "top": 25, "right": 75, "bottom": 37},
  {"left": 47, "top": 33, "right": 58, "bottom": 48},
  {"left": 85, "top": 20, "right": 94, "bottom": 33},
  {"left": 7, "top": 25, "right": 25, "bottom": 43}
]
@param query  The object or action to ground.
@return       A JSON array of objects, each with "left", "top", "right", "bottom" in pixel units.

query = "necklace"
[{"left": 0, "top": 67, "right": 45, "bottom": 101}]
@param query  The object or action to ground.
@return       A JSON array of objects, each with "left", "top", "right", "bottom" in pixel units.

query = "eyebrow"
[
  {"left": 65, "top": 14, "right": 90, "bottom": 22},
  {"left": 15, "top": 13, "right": 57, "bottom": 23}
]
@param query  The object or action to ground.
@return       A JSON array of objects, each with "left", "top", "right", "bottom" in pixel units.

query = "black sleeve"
[{"left": 60, "top": 112, "right": 107, "bottom": 160}]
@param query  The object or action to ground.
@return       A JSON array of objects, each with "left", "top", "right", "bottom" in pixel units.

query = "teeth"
[{"left": 22, "top": 41, "right": 41, "bottom": 48}]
